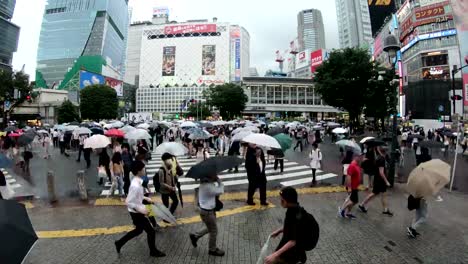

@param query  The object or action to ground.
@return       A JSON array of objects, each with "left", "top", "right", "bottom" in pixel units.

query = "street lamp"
[
  {"left": 451, "top": 57, "right": 468, "bottom": 116},
  {"left": 382, "top": 34, "right": 400, "bottom": 186}
]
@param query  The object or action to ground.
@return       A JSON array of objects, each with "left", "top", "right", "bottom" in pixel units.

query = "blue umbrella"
[{"left": 0, "top": 154, "right": 13, "bottom": 168}]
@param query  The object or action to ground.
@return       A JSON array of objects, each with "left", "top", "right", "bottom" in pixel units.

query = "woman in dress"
[{"left": 309, "top": 143, "right": 322, "bottom": 186}]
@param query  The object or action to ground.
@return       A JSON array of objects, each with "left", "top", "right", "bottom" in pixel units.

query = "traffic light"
[
  {"left": 175, "top": 114, "right": 179, "bottom": 119},
  {"left": 26, "top": 94, "right": 32, "bottom": 103},
  {"left": 451, "top": 95, "right": 463, "bottom": 101}
]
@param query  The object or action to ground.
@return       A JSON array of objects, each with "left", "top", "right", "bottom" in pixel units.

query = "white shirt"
[
  {"left": 309, "top": 149, "right": 322, "bottom": 169},
  {"left": 198, "top": 182, "right": 224, "bottom": 210},
  {"left": 125, "top": 177, "right": 145, "bottom": 213},
  {"left": 53, "top": 131, "right": 58, "bottom": 138}
]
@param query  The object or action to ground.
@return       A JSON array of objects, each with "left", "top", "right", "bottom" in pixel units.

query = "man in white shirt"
[
  {"left": 52, "top": 130, "right": 59, "bottom": 148},
  {"left": 115, "top": 161, "right": 166, "bottom": 258},
  {"left": 189, "top": 174, "right": 225, "bottom": 257}
]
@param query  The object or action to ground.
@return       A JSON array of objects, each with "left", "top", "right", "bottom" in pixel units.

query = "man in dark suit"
[{"left": 245, "top": 144, "right": 268, "bottom": 206}]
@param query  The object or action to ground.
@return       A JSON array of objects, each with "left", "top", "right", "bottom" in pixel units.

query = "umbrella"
[
  {"left": 176, "top": 180, "right": 184, "bottom": 208},
  {"left": 408, "top": 134, "right": 424, "bottom": 140},
  {"left": 9, "top": 133, "right": 21, "bottom": 138},
  {"left": 0, "top": 200, "right": 38, "bottom": 264},
  {"left": 125, "top": 129, "right": 151, "bottom": 140},
  {"left": 256, "top": 235, "right": 272, "bottom": 264},
  {"left": 419, "top": 141, "right": 444, "bottom": 148},
  {"left": 4, "top": 126, "right": 17, "bottom": 132},
  {"left": 105, "top": 128, "right": 125, "bottom": 138},
  {"left": 90, "top": 127, "right": 104, "bottom": 135},
  {"left": 17, "top": 133, "right": 35, "bottom": 146},
  {"left": 68, "top": 121, "right": 80, "bottom": 126},
  {"left": 0, "top": 153, "right": 13, "bottom": 168},
  {"left": 84, "top": 135, "right": 111, "bottom": 149},
  {"left": 327, "top": 122, "right": 341, "bottom": 128},
  {"left": 273, "top": 133, "right": 292, "bottom": 152},
  {"left": 360, "top": 137, "right": 375, "bottom": 144},
  {"left": 154, "top": 142, "right": 188, "bottom": 156},
  {"left": 198, "top": 122, "right": 213, "bottom": 128},
  {"left": 407, "top": 159, "right": 450, "bottom": 197},
  {"left": 111, "top": 121, "right": 124, "bottom": 128},
  {"left": 242, "top": 134, "right": 281, "bottom": 149},
  {"left": 266, "top": 127, "right": 284, "bottom": 137},
  {"left": 211, "top": 120, "right": 226, "bottom": 126},
  {"left": 151, "top": 203, "right": 177, "bottom": 224},
  {"left": 120, "top": 125, "right": 136, "bottom": 134},
  {"left": 180, "top": 121, "right": 197, "bottom": 128},
  {"left": 312, "top": 125, "right": 324, "bottom": 131},
  {"left": 37, "top": 129, "right": 49, "bottom": 134},
  {"left": 188, "top": 128, "right": 209, "bottom": 140},
  {"left": 186, "top": 156, "right": 244, "bottom": 179},
  {"left": 65, "top": 125, "right": 79, "bottom": 131},
  {"left": 231, "top": 131, "right": 252, "bottom": 142},
  {"left": 74, "top": 127, "right": 92, "bottom": 135},
  {"left": 137, "top": 123, "right": 150, "bottom": 130},
  {"left": 53, "top": 124, "right": 65, "bottom": 131},
  {"left": 103, "top": 124, "right": 113, "bottom": 129},
  {"left": 364, "top": 139, "right": 386, "bottom": 147},
  {"left": 332, "top": 127, "right": 348, "bottom": 134},
  {"left": 336, "top": 140, "right": 361, "bottom": 154}
]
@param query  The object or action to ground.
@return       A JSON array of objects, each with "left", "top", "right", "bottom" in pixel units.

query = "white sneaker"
[{"left": 435, "top": 195, "right": 443, "bottom": 202}]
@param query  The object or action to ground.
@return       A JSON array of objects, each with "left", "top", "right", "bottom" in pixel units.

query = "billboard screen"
[
  {"left": 105, "top": 77, "right": 123, "bottom": 97},
  {"left": 162, "top": 46, "right": 176, "bottom": 76},
  {"left": 202, "top": 45, "right": 216, "bottom": 76},
  {"left": 310, "top": 49, "right": 323, "bottom": 73},
  {"left": 235, "top": 39, "right": 241, "bottom": 81},
  {"left": 153, "top": 6, "right": 169, "bottom": 16},
  {"left": 368, "top": 0, "right": 396, "bottom": 36},
  {"left": 164, "top": 24, "right": 217, "bottom": 34},
  {"left": 80, "top": 70, "right": 104, "bottom": 89},
  {"left": 450, "top": 0, "right": 468, "bottom": 107}
]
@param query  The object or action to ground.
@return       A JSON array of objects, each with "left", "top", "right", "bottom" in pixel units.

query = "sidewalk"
[{"left": 24, "top": 185, "right": 468, "bottom": 264}]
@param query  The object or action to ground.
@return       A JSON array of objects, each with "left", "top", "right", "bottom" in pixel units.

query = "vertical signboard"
[
  {"left": 310, "top": 49, "right": 323, "bottom": 73},
  {"left": 162, "top": 46, "right": 176, "bottom": 76},
  {"left": 202, "top": 45, "right": 216, "bottom": 76},
  {"left": 235, "top": 39, "right": 241, "bottom": 81},
  {"left": 450, "top": 0, "right": 468, "bottom": 107},
  {"left": 230, "top": 27, "right": 241, "bottom": 82},
  {"left": 105, "top": 77, "right": 124, "bottom": 97}
]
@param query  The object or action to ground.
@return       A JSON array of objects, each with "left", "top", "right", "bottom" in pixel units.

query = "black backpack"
[
  {"left": 153, "top": 167, "right": 166, "bottom": 193},
  {"left": 296, "top": 207, "right": 320, "bottom": 251}
]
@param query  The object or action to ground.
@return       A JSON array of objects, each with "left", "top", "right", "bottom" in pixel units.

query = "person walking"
[
  {"left": 215, "top": 132, "right": 226, "bottom": 156},
  {"left": 358, "top": 147, "right": 394, "bottom": 216},
  {"left": 272, "top": 149, "right": 284, "bottom": 174},
  {"left": 293, "top": 129, "right": 304, "bottom": 152},
  {"left": 265, "top": 187, "right": 307, "bottom": 264},
  {"left": 158, "top": 153, "right": 182, "bottom": 215},
  {"left": 309, "top": 143, "right": 322, "bottom": 186},
  {"left": 83, "top": 147, "right": 91, "bottom": 169},
  {"left": 42, "top": 134, "right": 51, "bottom": 159},
  {"left": 341, "top": 150, "right": 353, "bottom": 188},
  {"left": 114, "top": 160, "right": 166, "bottom": 258},
  {"left": 406, "top": 195, "right": 428, "bottom": 238},
  {"left": 246, "top": 147, "right": 268, "bottom": 206},
  {"left": 121, "top": 143, "right": 133, "bottom": 196},
  {"left": 362, "top": 146, "right": 375, "bottom": 190},
  {"left": 136, "top": 140, "right": 149, "bottom": 162},
  {"left": 58, "top": 130, "right": 66, "bottom": 155},
  {"left": 76, "top": 134, "right": 87, "bottom": 162},
  {"left": 339, "top": 153, "right": 362, "bottom": 219},
  {"left": 189, "top": 174, "right": 225, "bottom": 257},
  {"left": 98, "top": 150, "right": 111, "bottom": 184},
  {"left": 52, "top": 129, "right": 59, "bottom": 148},
  {"left": 227, "top": 140, "right": 241, "bottom": 173},
  {"left": 108, "top": 152, "right": 125, "bottom": 198}
]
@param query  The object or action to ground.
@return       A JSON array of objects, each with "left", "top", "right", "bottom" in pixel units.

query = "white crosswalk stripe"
[
  {"left": 1, "top": 168, "right": 22, "bottom": 190},
  {"left": 100, "top": 149, "right": 338, "bottom": 196}
]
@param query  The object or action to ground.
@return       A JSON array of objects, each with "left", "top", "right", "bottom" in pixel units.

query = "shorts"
[
  {"left": 349, "top": 189, "right": 359, "bottom": 204},
  {"left": 372, "top": 181, "right": 387, "bottom": 194}
]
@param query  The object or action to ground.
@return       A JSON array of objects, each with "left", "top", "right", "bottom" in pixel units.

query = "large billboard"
[
  {"left": 235, "top": 39, "right": 241, "bottom": 81},
  {"left": 162, "top": 46, "right": 176, "bottom": 76},
  {"left": 153, "top": 6, "right": 169, "bottom": 16},
  {"left": 311, "top": 49, "right": 323, "bottom": 73},
  {"left": 80, "top": 70, "right": 104, "bottom": 89},
  {"left": 368, "top": 0, "right": 396, "bottom": 36},
  {"left": 450, "top": 0, "right": 468, "bottom": 107},
  {"left": 105, "top": 77, "right": 123, "bottom": 97},
  {"left": 295, "top": 49, "right": 310, "bottom": 69},
  {"left": 164, "top": 24, "right": 217, "bottom": 34},
  {"left": 202, "top": 45, "right": 216, "bottom": 76}
]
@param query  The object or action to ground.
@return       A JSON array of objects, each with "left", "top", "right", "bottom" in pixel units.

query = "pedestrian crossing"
[
  {"left": 1, "top": 168, "right": 22, "bottom": 190},
  {"left": 100, "top": 150, "right": 338, "bottom": 196}
]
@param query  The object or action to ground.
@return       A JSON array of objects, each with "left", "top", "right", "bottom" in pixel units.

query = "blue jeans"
[{"left": 109, "top": 174, "right": 124, "bottom": 196}]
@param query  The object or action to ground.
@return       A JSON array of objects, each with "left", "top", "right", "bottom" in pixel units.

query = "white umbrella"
[
  {"left": 277, "top": 121, "right": 285, "bottom": 126},
  {"left": 74, "top": 127, "right": 92, "bottom": 135},
  {"left": 154, "top": 142, "right": 188, "bottom": 156},
  {"left": 407, "top": 159, "right": 450, "bottom": 197},
  {"left": 103, "top": 124, "right": 113, "bottom": 129},
  {"left": 211, "top": 120, "right": 226, "bottom": 126},
  {"left": 256, "top": 235, "right": 272, "bottom": 264},
  {"left": 231, "top": 131, "right": 253, "bottom": 142},
  {"left": 120, "top": 125, "right": 136, "bottom": 134},
  {"left": 336, "top": 140, "right": 361, "bottom": 154},
  {"left": 65, "top": 125, "right": 79, "bottom": 131},
  {"left": 332, "top": 127, "right": 348, "bottom": 134},
  {"left": 360, "top": 137, "right": 375, "bottom": 144},
  {"left": 111, "top": 121, "right": 124, "bottom": 128},
  {"left": 125, "top": 129, "right": 151, "bottom": 140},
  {"left": 37, "top": 130, "right": 49, "bottom": 134},
  {"left": 180, "top": 121, "right": 197, "bottom": 128},
  {"left": 327, "top": 122, "right": 341, "bottom": 128},
  {"left": 137, "top": 123, "right": 150, "bottom": 130},
  {"left": 151, "top": 203, "right": 177, "bottom": 224},
  {"left": 242, "top": 134, "right": 281, "bottom": 149},
  {"left": 84, "top": 135, "right": 111, "bottom": 149}
]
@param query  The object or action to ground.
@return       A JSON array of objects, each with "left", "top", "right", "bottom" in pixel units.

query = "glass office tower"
[
  {"left": 36, "top": 0, "right": 129, "bottom": 87},
  {"left": 0, "top": 0, "right": 20, "bottom": 70}
]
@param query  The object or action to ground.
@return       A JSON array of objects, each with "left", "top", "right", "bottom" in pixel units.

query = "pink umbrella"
[
  {"left": 105, "top": 128, "right": 125, "bottom": 138},
  {"left": 9, "top": 133, "right": 21, "bottom": 138}
]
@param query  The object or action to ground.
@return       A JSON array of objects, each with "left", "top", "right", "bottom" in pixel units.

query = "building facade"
[
  {"left": 297, "top": 9, "right": 326, "bottom": 51},
  {"left": 0, "top": 0, "right": 20, "bottom": 70},
  {"left": 242, "top": 77, "right": 338, "bottom": 118},
  {"left": 336, "top": 0, "right": 373, "bottom": 49},
  {"left": 36, "top": 0, "right": 129, "bottom": 88}
]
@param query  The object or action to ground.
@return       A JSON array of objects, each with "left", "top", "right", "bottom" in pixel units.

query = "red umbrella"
[
  {"left": 15, "top": 129, "right": 23, "bottom": 133},
  {"left": 104, "top": 128, "right": 125, "bottom": 138},
  {"left": 9, "top": 133, "right": 22, "bottom": 138}
]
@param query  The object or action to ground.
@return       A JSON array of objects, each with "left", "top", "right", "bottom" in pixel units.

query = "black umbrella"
[
  {"left": 419, "top": 140, "right": 444, "bottom": 148},
  {"left": 68, "top": 121, "right": 80, "bottom": 126},
  {"left": 176, "top": 181, "right": 183, "bottom": 208},
  {"left": 364, "top": 139, "right": 386, "bottom": 147},
  {"left": 90, "top": 127, "right": 104, "bottom": 135},
  {"left": 4, "top": 126, "right": 17, "bottom": 132},
  {"left": 408, "top": 134, "right": 424, "bottom": 140},
  {"left": 198, "top": 122, "right": 213, "bottom": 128},
  {"left": 186, "top": 156, "right": 244, "bottom": 179},
  {"left": 0, "top": 200, "right": 38, "bottom": 264},
  {"left": 17, "top": 133, "right": 35, "bottom": 147},
  {"left": 266, "top": 127, "right": 284, "bottom": 137}
]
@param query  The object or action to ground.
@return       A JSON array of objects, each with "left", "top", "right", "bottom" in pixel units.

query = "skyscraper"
[
  {"left": 0, "top": 0, "right": 20, "bottom": 70},
  {"left": 36, "top": 0, "right": 129, "bottom": 88},
  {"left": 297, "top": 9, "right": 326, "bottom": 51},
  {"left": 335, "top": 0, "right": 373, "bottom": 49}
]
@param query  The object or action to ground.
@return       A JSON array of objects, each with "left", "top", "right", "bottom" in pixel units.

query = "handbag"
[{"left": 214, "top": 196, "right": 223, "bottom": 211}]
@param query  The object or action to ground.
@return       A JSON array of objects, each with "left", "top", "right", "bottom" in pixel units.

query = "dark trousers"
[
  {"left": 274, "top": 159, "right": 284, "bottom": 172},
  {"left": 59, "top": 141, "right": 65, "bottom": 154},
  {"left": 77, "top": 145, "right": 83, "bottom": 161},
  {"left": 116, "top": 212, "right": 157, "bottom": 254},
  {"left": 83, "top": 148, "right": 91, "bottom": 168},
  {"left": 294, "top": 140, "right": 303, "bottom": 152},
  {"left": 53, "top": 137, "right": 58, "bottom": 147},
  {"left": 161, "top": 191, "right": 179, "bottom": 214},
  {"left": 123, "top": 164, "right": 131, "bottom": 195},
  {"left": 247, "top": 179, "right": 267, "bottom": 204},
  {"left": 312, "top": 169, "right": 317, "bottom": 184}
]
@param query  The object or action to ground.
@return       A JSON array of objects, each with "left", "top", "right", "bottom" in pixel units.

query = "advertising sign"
[
  {"left": 419, "top": 0, "right": 446, "bottom": 7},
  {"left": 230, "top": 27, "right": 241, "bottom": 81},
  {"left": 164, "top": 24, "right": 217, "bottom": 34},
  {"left": 162, "top": 46, "right": 176, "bottom": 76},
  {"left": 401, "top": 29, "right": 457, "bottom": 52},
  {"left": 450, "top": 0, "right": 468, "bottom": 107},
  {"left": 105, "top": 77, "right": 123, "bottom": 97},
  {"left": 202, "top": 45, "right": 216, "bottom": 76},
  {"left": 295, "top": 49, "right": 310, "bottom": 69},
  {"left": 310, "top": 49, "right": 323, "bottom": 73},
  {"left": 235, "top": 39, "right": 241, "bottom": 81},
  {"left": 128, "top": 112, "right": 152, "bottom": 123},
  {"left": 80, "top": 70, "right": 105, "bottom": 89},
  {"left": 153, "top": 6, "right": 169, "bottom": 16},
  {"left": 414, "top": 4, "right": 445, "bottom": 20},
  {"left": 368, "top": 0, "right": 396, "bottom": 36},
  {"left": 397, "top": 0, "right": 412, "bottom": 22},
  {"left": 373, "top": 34, "right": 383, "bottom": 58}
]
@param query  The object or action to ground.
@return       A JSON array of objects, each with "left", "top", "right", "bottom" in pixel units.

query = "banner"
[
  {"left": 80, "top": 70, "right": 104, "bottom": 89},
  {"left": 162, "top": 46, "right": 176, "bottom": 76},
  {"left": 164, "top": 24, "right": 216, "bottom": 34},
  {"left": 295, "top": 49, "right": 310, "bottom": 69},
  {"left": 105, "top": 77, "right": 123, "bottom": 97},
  {"left": 235, "top": 39, "right": 241, "bottom": 81},
  {"left": 202, "top": 45, "right": 216, "bottom": 76},
  {"left": 310, "top": 49, "right": 323, "bottom": 73},
  {"left": 450, "top": 0, "right": 468, "bottom": 107}
]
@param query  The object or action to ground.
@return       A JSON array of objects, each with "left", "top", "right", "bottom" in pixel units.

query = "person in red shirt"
[{"left": 339, "top": 153, "right": 362, "bottom": 219}]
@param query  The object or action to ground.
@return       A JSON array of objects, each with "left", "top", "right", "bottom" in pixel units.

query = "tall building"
[
  {"left": 0, "top": 0, "right": 20, "bottom": 70},
  {"left": 36, "top": 0, "right": 129, "bottom": 89},
  {"left": 335, "top": 0, "right": 373, "bottom": 49},
  {"left": 297, "top": 9, "right": 326, "bottom": 51}
]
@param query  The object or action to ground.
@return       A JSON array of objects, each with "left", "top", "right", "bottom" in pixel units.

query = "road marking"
[
  {"left": 6, "top": 178, "right": 16, "bottom": 184},
  {"left": 280, "top": 173, "right": 337, "bottom": 187},
  {"left": 36, "top": 203, "right": 274, "bottom": 239}
]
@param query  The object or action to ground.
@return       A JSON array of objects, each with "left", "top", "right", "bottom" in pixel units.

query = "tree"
[
  {"left": 0, "top": 69, "right": 34, "bottom": 127},
  {"left": 57, "top": 100, "right": 80, "bottom": 124},
  {"left": 80, "top": 84, "right": 118, "bottom": 121},
  {"left": 186, "top": 102, "right": 211, "bottom": 120},
  {"left": 314, "top": 48, "right": 374, "bottom": 131},
  {"left": 204, "top": 83, "right": 248, "bottom": 119}
]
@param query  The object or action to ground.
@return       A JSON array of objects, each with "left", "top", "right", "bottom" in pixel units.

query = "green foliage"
[
  {"left": 80, "top": 84, "right": 118, "bottom": 121},
  {"left": 186, "top": 102, "right": 211, "bottom": 119},
  {"left": 57, "top": 100, "right": 80, "bottom": 124},
  {"left": 365, "top": 68, "right": 398, "bottom": 124},
  {"left": 0, "top": 69, "right": 33, "bottom": 110},
  {"left": 203, "top": 83, "right": 248, "bottom": 120}
]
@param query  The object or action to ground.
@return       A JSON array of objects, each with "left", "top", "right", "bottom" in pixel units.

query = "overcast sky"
[{"left": 11, "top": 0, "right": 339, "bottom": 80}]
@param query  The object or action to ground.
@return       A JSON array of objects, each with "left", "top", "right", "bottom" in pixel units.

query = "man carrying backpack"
[
  {"left": 155, "top": 153, "right": 183, "bottom": 215},
  {"left": 265, "top": 187, "right": 319, "bottom": 264}
]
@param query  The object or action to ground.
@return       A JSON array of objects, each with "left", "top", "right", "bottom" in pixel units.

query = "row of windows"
[
  {"left": 45, "top": 7, "right": 66, "bottom": 14},
  {"left": 403, "top": 36, "right": 458, "bottom": 59},
  {"left": 147, "top": 32, "right": 221, "bottom": 40}
]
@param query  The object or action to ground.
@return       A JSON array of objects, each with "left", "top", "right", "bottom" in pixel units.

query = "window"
[
  {"left": 283, "top": 86, "right": 290, "bottom": 104},
  {"left": 291, "top": 87, "right": 297, "bottom": 104},
  {"left": 267, "top": 86, "right": 274, "bottom": 104},
  {"left": 275, "top": 86, "right": 282, "bottom": 104}
]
